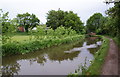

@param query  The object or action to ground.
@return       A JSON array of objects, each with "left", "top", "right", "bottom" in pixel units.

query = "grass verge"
[{"left": 113, "top": 37, "right": 120, "bottom": 47}]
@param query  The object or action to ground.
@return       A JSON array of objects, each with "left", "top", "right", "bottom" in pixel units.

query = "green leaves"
[
  {"left": 106, "top": 2, "right": 120, "bottom": 39},
  {"left": 46, "top": 9, "right": 84, "bottom": 34},
  {"left": 16, "top": 12, "right": 40, "bottom": 32},
  {"left": 86, "top": 13, "right": 105, "bottom": 34}
]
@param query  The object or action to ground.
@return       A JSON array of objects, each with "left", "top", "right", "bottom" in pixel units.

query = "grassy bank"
[
  {"left": 2, "top": 35, "right": 84, "bottom": 56},
  {"left": 113, "top": 37, "right": 120, "bottom": 47}
]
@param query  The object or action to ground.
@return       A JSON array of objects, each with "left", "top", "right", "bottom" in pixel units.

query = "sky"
[{"left": 0, "top": 0, "right": 114, "bottom": 24}]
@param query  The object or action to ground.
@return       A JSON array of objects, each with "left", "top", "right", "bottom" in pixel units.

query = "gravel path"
[{"left": 101, "top": 38, "right": 118, "bottom": 75}]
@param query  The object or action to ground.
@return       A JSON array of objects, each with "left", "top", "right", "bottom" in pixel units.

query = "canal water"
[{"left": 2, "top": 37, "right": 102, "bottom": 75}]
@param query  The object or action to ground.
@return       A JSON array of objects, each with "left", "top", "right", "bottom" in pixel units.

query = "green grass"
[
  {"left": 113, "top": 37, "right": 120, "bottom": 47},
  {"left": 11, "top": 35, "right": 30, "bottom": 42}
]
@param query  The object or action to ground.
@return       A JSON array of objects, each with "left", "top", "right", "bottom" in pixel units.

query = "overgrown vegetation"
[
  {"left": 2, "top": 26, "right": 84, "bottom": 56},
  {"left": 46, "top": 9, "right": 85, "bottom": 34},
  {"left": 113, "top": 37, "right": 120, "bottom": 47}
]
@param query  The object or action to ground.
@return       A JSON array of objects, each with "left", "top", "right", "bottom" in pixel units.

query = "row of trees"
[
  {"left": 1, "top": 9, "right": 85, "bottom": 34},
  {"left": 86, "top": 2, "right": 120, "bottom": 40},
  {"left": 1, "top": 1, "right": 119, "bottom": 38},
  {"left": 0, "top": 10, "right": 40, "bottom": 34}
]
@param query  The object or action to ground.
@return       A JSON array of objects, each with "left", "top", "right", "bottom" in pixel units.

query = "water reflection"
[
  {"left": 64, "top": 41, "right": 102, "bottom": 70},
  {"left": 2, "top": 62, "right": 20, "bottom": 75},
  {"left": 2, "top": 37, "right": 102, "bottom": 75}
]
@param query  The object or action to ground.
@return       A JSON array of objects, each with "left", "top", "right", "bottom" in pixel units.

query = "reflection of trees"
[
  {"left": 89, "top": 46, "right": 101, "bottom": 54},
  {"left": 48, "top": 51, "right": 80, "bottom": 61},
  {"left": 86, "top": 37, "right": 102, "bottom": 45},
  {"left": 2, "top": 62, "right": 20, "bottom": 75},
  {"left": 29, "top": 55, "right": 47, "bottom": 66}
]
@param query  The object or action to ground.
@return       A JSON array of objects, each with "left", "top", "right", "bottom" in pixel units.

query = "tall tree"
[
  {"left": 105, "top": 2, "right": 120, "bottom": 38},
  {"left": 86, "top": 13, "right": 105, "bottom": 34},
  {"left": 46, "top": 9, "right": 65, "bottom": 30},
  {"left": 0, "top": 9, "right": 16, "bottom": 34},
  {"left": 64, "top": 11, "right": 84, "bottom": 33},
  {"left": 16, "top": 12, "right": 40, "bottom": 32},
  {"left": 46, "top": 9, "right": 84, "bottom": 33}
]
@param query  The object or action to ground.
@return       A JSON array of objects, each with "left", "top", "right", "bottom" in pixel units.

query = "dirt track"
[{"left": 101, "top": 38, "right": 119, "bottom": 75}]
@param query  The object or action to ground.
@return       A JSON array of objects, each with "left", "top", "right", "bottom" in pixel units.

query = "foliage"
[
  {"left": 46, "top": 9, "right": 65, "bottom": 29},
  {"left": 113, "top": 37, "right": 120, "bottom": 47},
  {"left": 31, "top": 25, "right": 77, "bottom": 37},
  {"left": 16, "top": 12, "right": 40, "bottom": 32},
  {"left": 46, "top": 9, "right": 84, "bottom": 34},
  {"left": 0, "top": 9, "right": 16, "bottom": 34},
  {"left": 105, "top": 2, "right": 120, "bottom": 39},
  {"left": 2, "top": 26, "right": 84, "bottom": 56},
  {"left": 0, "top": 9, "right": 17, "bottom": 44},
  {"left": 64, "top": 11, "right": 84, "bottom": 33},
  {"left": 86, "top": 13, "right": 105, "bottom": 34}
]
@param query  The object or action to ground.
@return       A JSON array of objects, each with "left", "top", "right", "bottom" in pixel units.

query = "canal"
[{"left": 2, "top": 37, "right": 102, "bottom": 75}]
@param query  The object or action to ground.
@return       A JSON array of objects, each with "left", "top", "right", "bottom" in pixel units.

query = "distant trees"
[
  {"left": 86, "top": 13, "right": 105, "bottom": 34},
  {"left": 16, "top": 12, "right": 40, "bottom": 32},
  {"left": 86, "top": 1, "right": 120, "bottom": 39},
  {"left": 46, "top": 9, "right": 84, "bottom": 34}
]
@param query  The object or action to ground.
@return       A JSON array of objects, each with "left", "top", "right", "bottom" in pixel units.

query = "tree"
[
  {"left": 105, "top": 2, "right": 120, "bottom": 38},
  {"left": 46, "top": 9, "right": 65, "bottom": 30},
  {"left": 64, "top": 11, "right": 84, "bottom": 33},
  {"left": 86, "top": 13, "right": 105, "bottom": 34},
  {"left": 16, "top": 12, "right": 40, "bottom": 32},
  {"left": 0, "top": 9, "right": 16, "bottom": 34},
  {"left": 46, "top": 9, "right": 84, "bottom": 34}
]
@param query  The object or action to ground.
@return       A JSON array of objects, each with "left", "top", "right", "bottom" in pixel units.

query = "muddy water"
[{"left": 2, "top": 37, "right": 102, "bottom": 75}]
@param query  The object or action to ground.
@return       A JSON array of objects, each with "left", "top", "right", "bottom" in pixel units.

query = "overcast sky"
[{"left": 0, "top": 0, "right": 114, "bottom": 24}]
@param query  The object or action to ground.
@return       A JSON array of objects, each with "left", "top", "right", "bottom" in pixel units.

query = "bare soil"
[{"left": 101, "top": 38, "right": 119, "bottom": 75}]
